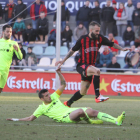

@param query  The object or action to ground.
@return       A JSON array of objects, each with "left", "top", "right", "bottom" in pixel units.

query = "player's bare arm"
[
  {"left": 7, "top": 115, "right": 37, "bottom": 122},
  {"left": 55, "top": 49, "right": 75, "bottom": 69},
  {"left": 113, "top": 43, "right": 131, "bottom": 51},
  {"left": 56, "top": 68, "right": 66, "bottom": 92}
]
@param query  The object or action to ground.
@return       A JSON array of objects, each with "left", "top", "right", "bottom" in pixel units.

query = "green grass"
[{"left": 0, "top": 93, "right": 140, "bottom": 140}]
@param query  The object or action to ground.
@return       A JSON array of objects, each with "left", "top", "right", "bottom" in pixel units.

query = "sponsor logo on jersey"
[
  {"left": 0, "top": 49, "right": 11, "bottom": 52},
  {"left": 84, "top": 47, "right": 98, "bottom": 53}
]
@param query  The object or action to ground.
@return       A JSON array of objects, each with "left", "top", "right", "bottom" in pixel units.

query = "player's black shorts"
[{"left": 76, "top": 63, "right": 93, "bottom": 83}]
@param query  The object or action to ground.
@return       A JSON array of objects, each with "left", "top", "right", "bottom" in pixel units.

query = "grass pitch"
[{"left": 0, "top": 93, "right": 140, "bottom": 140}]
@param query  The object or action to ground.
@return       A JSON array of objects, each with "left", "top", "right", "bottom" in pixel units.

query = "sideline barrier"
[{"left": 3, "top": 71, "right": 140, "bottom": 96}]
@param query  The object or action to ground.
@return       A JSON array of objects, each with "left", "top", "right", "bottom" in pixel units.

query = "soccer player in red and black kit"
[{"left": 56, "top": 21, "right": 130, "bottom": 106}]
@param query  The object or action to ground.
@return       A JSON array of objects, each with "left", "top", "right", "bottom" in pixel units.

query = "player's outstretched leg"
[
  {"left": 97, "top": 111, "right": 125, "bottom": 126},
  {"left": 86, "top": 108, "right": 125, "bottom": 126}
]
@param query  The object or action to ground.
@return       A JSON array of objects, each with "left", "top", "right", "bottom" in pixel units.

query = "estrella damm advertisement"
[{"left": 3, "top": 71, "right": 140, "bottom": 96}]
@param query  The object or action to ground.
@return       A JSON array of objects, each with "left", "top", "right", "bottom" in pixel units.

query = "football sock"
[
  {"left": 80, "top": 117, "right": 93, "bottom": 124},
  {"left": 67, "top": 91, "right": 84, "bottom": 106},
  {"left": 80, "top": 110, "right": 93, "bottom": 124},
  {"left": 97, "top": 112, "right": 117, "bottom": 124},
  {"left": 93, "top": 75, "right": 100, "bottom": 98}
]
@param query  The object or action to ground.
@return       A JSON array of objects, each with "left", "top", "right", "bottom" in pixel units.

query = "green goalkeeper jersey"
[
  {"left": 33, "top": 92, "right": 71, "bottom": 122},
  {"left": 0, "top": 38, "right": 23, "bottom": 72}
]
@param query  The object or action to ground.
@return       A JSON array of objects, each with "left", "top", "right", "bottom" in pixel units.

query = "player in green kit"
[
  {"left": 0, "top": 25, "right": 23, "bottom": 93},
  {"left": 7, "top": 68, "right": 125, "bottom": 126}
]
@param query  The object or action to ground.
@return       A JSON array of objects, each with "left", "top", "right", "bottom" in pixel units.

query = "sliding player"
[{"left": 7, "top": 68, "right": 125, "bottom": 126}]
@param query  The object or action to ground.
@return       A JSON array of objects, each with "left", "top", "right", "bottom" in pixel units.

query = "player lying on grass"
[{"left": 7, "top": 68, "right": 125, "bottom": 126}]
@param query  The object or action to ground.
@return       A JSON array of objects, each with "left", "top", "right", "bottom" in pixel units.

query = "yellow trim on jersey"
[{"left": 55, "top": 89, "right": 62, "bottom": 96}]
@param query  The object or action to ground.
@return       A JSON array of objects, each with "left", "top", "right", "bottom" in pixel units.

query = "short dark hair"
[
  {"left": 18, "top": 43, "right": 22, "bottom": 47},
  {"left": 27, "top": 23, "right": 32, "bottom": 27},
  {"left": 38, "top": 89, "right": 48, "bottom": 98},
  {"left": 65, "top": 24, "right": 70, "bottom": 29},
  {"left": 89, "top": 21, "right": 101, "bottom": 27},
  {"left": 3, "top": 25, "right": 12, "bottom": 31},
  {"left": 79, "top": 22, "right": 83, "bottom": 25},
  {"left": 95, "top": 0, "right": 99, "bottom": 4},
  {"left": 17, "top": 16, "right": 22, "bottom": 19},
  {"left": 27, "top": 47, "right": 32, "bottom": 50},
  {"left": 127, "top": 25, "right": 131, "bottom": 28}
]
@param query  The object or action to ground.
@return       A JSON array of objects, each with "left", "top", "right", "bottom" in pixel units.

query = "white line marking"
[{"left": 1, "top": 122, "right": 138, "bottom": 130}]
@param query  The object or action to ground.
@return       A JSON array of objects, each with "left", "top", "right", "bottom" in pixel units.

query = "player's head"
[
  {"left": 38, "top": 89, "right": 52, "bottom": 103},
  {"left": 89, "top": 21, "right": 100, "bottom": 39},
  {"left": 3, "top": 25, "right": 12, "bottom": 40}
]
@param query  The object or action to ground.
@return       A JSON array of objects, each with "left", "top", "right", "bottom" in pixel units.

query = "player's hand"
[
  {"left": 55, "top": 61, "right": 63, "bottom": 70},
  {"left": 122, "top": 48, "right": 131, "bottom": 51},
  {"left": 56, "top": 67, "right": 61, "bottom": 73},
  {"left": 6, "top": 118, "right": 19, "bottom": 121},
  {"left": 13, "top": 45, "right": 18, "bottom": 52},
  {"left": 6, "top": 118, "right": 13, "bottom": 121}
]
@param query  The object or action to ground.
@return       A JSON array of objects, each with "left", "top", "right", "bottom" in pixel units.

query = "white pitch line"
[{"left": 2, "top": 122, "right": 138, "bottom": 130}]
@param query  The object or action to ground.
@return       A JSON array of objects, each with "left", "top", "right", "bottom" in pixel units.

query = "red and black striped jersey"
[{"left": 72, "top": 34, "right": 114, "bottom": 65}]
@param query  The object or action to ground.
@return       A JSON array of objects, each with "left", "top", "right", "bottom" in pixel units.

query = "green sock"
[
  {"left": 80, "top": 110, "right": 93, "bottom": 124},
  {"left": 97, "top": 112, "right": 117, "bottom": 124},
  {"left": 80, "top": 117, "right": 92, "bottom": 124}
]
